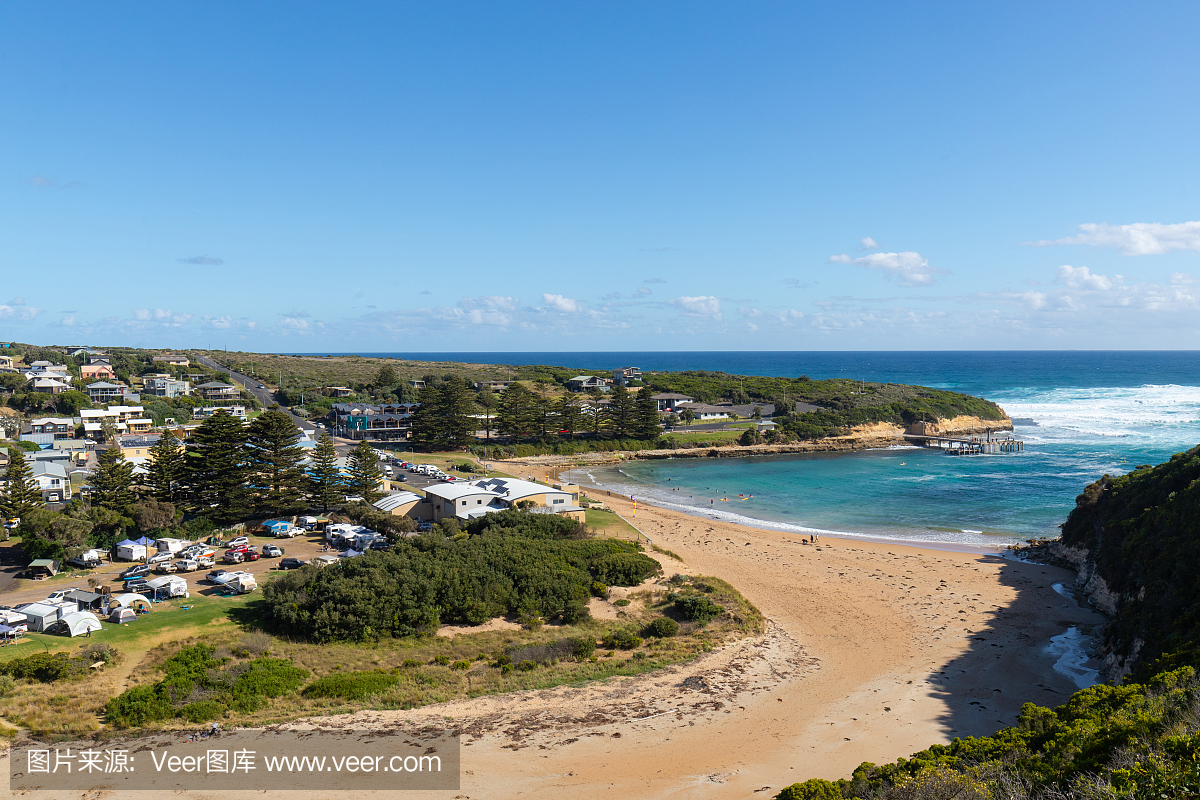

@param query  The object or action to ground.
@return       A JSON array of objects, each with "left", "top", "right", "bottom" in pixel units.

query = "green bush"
[
  {"left": 0, "top": 675, "right": 13, "bottom": 697},
  {"left": 569, "top": 637, "right": 596, "bottom": 660},
  {"left": 590, "top": 581, "right": 609, "bottom": 597},
  {"left": 450, "top": 660, "right": 471, "bottom": 671},
  {"left": 674, "top": 595, "right": 725, "bottom": 625},
  {"left": 178, "top": 700, "right": 224, "bottom": 723},
  {"left": 401, "top": 659, "right": 423, "bottom": 668},
  {"left": 302, "top": 670, "right": 401, "bottom": 700},
  {"left": 644, "top": 618, "right": 679, "bottom": 638},
  {"left": 613, "top": 598, "right": 631, "bottom": 607},
  {"left": 261, "top": 509, "right": 654, "bottom": 642},
  {"left": 1, "top": 652, "right": 77, "bottom": 683},
  {"left": 603, "top": 629, "right": 643, "bottom": 650}
]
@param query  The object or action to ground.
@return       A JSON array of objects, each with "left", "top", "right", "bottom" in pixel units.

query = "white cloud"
[
  {"left": 542, "top": 293, "right": 582, "bottom": 313},
  {"left": 636, "top": 287, "right": 652, "bottom": 296},
  {"left": 460, "top": 295, "right": 521, "bottom": 313},
  {"left": 1057, "top": 265, "right": 1114, "bottom": 291},
  {"left": 830, "top": 251, "right": 948, "bottom": 286},
  {"left": 0, "top": 302, "right": 43, "bottom": 321},
  {"left": 1022, "top": 291, "right": 1048, "bottom": 310},
  {"left": 746, "top": 322, "right": 758, "bottom": 332},
  {"left": 1169, "top": 272, "right": 1200, "bottom": 285},
  {"left": 278, "top": 317, "right": 312, "bottom": 331},
  {"left": 671, "top": 295, "right": 722, "bottom": 319},
  {"left": 59, "top": 314, "right": 76, "bottom": 327},
  {"left": 860, "top": 236, "right": 879, "bottom": 249},
  {"left": 1032, "top": 221, "right": 1200, "bottom": 255},
  {"left": 777, "top": 308, "right": 805, "bottom": 325},
  {"left": 737, "top": 306, "right": 762, "bottom": 317}
]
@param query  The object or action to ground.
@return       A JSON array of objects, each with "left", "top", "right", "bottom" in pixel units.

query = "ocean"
[{"left": 312, "top": 351, "right": 1200, "bottom": 549}]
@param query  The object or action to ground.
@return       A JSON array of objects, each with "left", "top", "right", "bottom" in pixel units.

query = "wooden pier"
[{"left": 903, "top": 432, "right": 1024, "bottom": 455}]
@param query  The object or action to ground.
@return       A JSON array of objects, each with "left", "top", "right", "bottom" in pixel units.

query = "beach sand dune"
[{"left": 4, "top": 494, "right": 1104, "bottom": 800}]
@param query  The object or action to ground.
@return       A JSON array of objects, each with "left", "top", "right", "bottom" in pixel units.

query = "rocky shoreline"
[{"left": 495, "top": 414, "right": 1013, "bottom": 468}]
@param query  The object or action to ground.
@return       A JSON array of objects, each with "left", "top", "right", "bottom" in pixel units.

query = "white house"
[
  {"left": 30, "top": 461, "right": 71, "bottom": 502},
  {"left": 676, "top": 402, "right": 731, "bottom": 420}
]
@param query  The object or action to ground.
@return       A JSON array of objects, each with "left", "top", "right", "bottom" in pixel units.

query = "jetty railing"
[{"left": 904, "top": 433, "right": 1024, "bottom": 454}]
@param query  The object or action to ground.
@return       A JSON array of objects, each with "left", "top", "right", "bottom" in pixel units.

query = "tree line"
[
  {"left": 0, "top": 410, "right": 385, "bottom": 561},
  {"left": 408, "top": 378, "right": 662, "bottom": 450}
]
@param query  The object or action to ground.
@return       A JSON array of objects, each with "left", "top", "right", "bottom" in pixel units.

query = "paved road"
[{"left": 193, "top": 353, "right": 319, "bottom": 436}]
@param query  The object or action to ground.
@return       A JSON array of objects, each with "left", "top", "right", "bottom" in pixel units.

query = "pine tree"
[
  {"left": 345, "top": 439, "right": 384, "bottom": 503},
  {"left": 476, "top": 389, "right": 497, "bottom": 440},
  {"left": 557, "top": 395, "right": 584, "bottom": 439},
  {"left": 0, "top": 448, "right": 44, "bottom": 522},
  {"left": 184, "top": 410, "right": 251, "bottom": 525},
  {"left": 604, "top": 386, "right": 636, "bottom": 438},
  {"left": 246, "top": 410, "right": 308, "bottom": 516},
  {"left": 89, "top": 448, "right": 135, "bottom": 514},
  {"left": 146, "top": 430, "right": 185, "bottom": 502},
  {"left": 497, "top": 383, "right": 537, "bottom": 439},
  {"left": 635, "top": 386, "right": 661, "bottom": 439},
  {"left": 308, "top": 432, "right": 344, "bottom": 512},
  {"left": 409, "top": 379, "right": 476, "bottom": 450}
]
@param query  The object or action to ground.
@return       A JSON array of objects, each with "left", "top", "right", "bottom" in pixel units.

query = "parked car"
[
  {"left": 119, "top": 564, "right": 152, "bottom": 581},
  {"left": 155, "top": 561, "right": 177, "bottom": 573},
  {"left": 262, "top": 544, "right": 283, "bottom": 557},
  {"left": 196, "top": 555, "right": 216, "bottom": 568},
  {"left": 206, "top": 569, "right": 230, "bottom": 584},
  {"left": 226, "top": 544, "right": 250, "bottom": 554},
  {"left": 244, "top": 551, "right": 261, "bottom": 561},
  {"left": 278, "top": 557, "right": 305, "bottom": 570},
  {"left": 394, "top": 474, "right": 408, "bottom": 483},
  {"left": 176, "top": 559, "right": 200, "bottom": 572},
  {"left": 147, "top": 552, "right": 174, "bottom": 565},
  {"left": 46, "top": 588, "right": 81, "bottom": 602},
  {"left": 222, "top": 551, "right": 246, "bottom": 565},
  {"left": 125, "top": 579, "right": 152, "bottom": 594},
  {"left": 369, "top": 540, "right": 393, "bottom": 551},
  {"left": 274, "top": 527, "right": 302, "bottom": 539},
  {"left": 226, "top": 536, "right": 250, "bottom": 548}
]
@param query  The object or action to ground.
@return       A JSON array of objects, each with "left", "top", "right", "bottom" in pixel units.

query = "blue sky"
[{"left": 3, "top": 2, "right": 1199, "bottom": 352}]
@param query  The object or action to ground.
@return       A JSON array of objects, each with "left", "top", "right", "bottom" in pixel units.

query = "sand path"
[{"left": 3, "top": 495, "right": 1104, "bottom": 800}]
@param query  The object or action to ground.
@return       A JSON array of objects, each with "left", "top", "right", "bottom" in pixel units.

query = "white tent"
[
  {"left": 52, "top": 611, "right": 102, "bottom": 637},
  {"left": 108, "top": 593, "right": 152, "bottom": 612}
]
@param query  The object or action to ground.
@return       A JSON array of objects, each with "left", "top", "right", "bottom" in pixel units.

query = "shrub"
[
  {"left": 433, "top": 655, "right": 451, "bottom": 666},
  {"left": 614, "top": 598, "right": 631, "bottom": 607},
  {"left": 500, "top": 663, "right": 514, "bottom": 674},
  {"left": 590, "top": 581, "right": 609, "bottom": 598},
  {"left": 401, "top": 659, "right": 423, "bottom": 668},
  {"left": 591, "top": 553, "right": 660, "bottom": 586},
  {"left": 178, "top": 700, "right": 224, "bottom": 723},
  {"left": 644, "top": 618, "right": 679, "bottom": 638},
  {"left": 303, "top": 670, "right": 401, "bottom": 700},
  {"left": 674, "top": 595, "right": 725, "bottom": 625},
  {"left": 1, "top": 652, "right": 77, "bottom": 683},
  {"left": 569, "top": 637, "right": 596, "bottom": 660},
  {"left": 0, "top": 675, "right": 14, "bottom": 697},
  {"left": 450, "top": 660, "right": 471, "bottom": 671},
  {"left": 603, "top": 629, "right": 643, "bottom": 650},
  {"left": 517, "top": 660, "right": 537, "bottom": 671}
]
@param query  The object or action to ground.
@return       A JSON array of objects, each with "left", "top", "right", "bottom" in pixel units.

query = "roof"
[
  {"left": 421, "top": 482, "right": 500, "bottom": 503},
  {"left": 373, "top": 492, "right": 422, "bottom": 512},
  {"left": 28, "top": 559, "right": 58, "bottom": 568},
  {"left": 197, "top": 381, "right": 235, "bottom": 389},
  {"left": 64, "top": 589, "right": 102, "bottom": 603},
  {"left": 678, "top": 402, "right": 730, "bottom": 413},
  {"left": 569, "top": 375, "right": 599, "bottom": 382},
  {"left": 651, "top": 393, "right": 693, "bottom": 400},
  {"left": 471, "top": 477, "right": 568, "bottom": 502},
  {"left": 18, "top": 602, "right": 61, "bottom": 616},
  {"left": 30, "top": 462, "right": 68, "bottom": 479},
  {"left": 146, "top": 576, "right": 185, "bottom": 588},
  {"left": 30, "top": 417, "right": 73, "bottom": 425},
  {"left": 85, "top": 381, "right": 121, "bottom": 389}
]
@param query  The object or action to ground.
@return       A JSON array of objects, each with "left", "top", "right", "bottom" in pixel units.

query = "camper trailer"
[{"left": 146, "top": 575, "right": 189, "bottom": 599}]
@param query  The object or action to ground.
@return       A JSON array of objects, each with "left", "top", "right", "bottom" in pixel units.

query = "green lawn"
[
  {"left": 0, "top": 593, "right": 254, "bottom": 662},
  {"left": 585, "top": 508, "right": 640, "bottom": 538}
]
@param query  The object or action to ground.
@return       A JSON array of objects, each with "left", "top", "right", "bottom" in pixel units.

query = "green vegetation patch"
[
  {"left": 262, "top": 510, "right": 660, "bottom": 642},
  {"left": 302, "top": 670, "right": 401, "bottom": 700}
]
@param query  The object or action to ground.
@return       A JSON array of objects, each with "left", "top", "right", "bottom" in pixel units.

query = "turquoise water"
[{"left": 546, "top": 353, "right": 1200, "bottom": 549}]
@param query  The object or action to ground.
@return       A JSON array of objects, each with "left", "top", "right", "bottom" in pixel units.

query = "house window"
[
  {"left": 461, "top": 500, "right": 467, "bottom": 506},
  {"left": 477, "top": 499, "right": 482, "bottom": 504},
  {"left": 553, "top": 498, "right": 564, "bottom": 504}
]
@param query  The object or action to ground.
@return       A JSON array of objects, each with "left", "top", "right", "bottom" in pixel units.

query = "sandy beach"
[{"left": 3, "top": 490, "right": 1105, "bottom": 800}]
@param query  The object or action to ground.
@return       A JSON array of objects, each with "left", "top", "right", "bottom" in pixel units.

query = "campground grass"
[
  {"left": 585, "top": 508, "right": 640, "bottom": 538},
  {"left": 0, "top": 574, "right": 762, "bottom": 737}
]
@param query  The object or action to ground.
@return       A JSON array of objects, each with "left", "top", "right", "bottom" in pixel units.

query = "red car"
[
  {"left": 244, "top": 551, "right": 261, "bottom": 562},
  {"left": 226, "top": 544, "right": 250, "bottom": 554}
]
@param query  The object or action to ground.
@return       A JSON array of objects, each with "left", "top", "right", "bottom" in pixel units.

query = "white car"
[
  {"left": 226, "top": 536, "right": 250, "bottom": 548},
  {"left": 147, "top": 552, "right": 174, "bottom": 565},
  {"left": 175, "top": 559, "right": 200, "bottom": 572}
]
